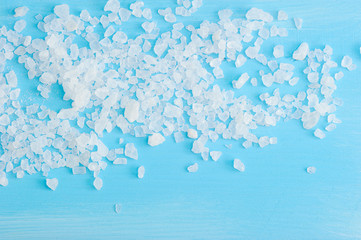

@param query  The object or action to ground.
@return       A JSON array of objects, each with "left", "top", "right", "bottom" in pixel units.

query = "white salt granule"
[
  {"left": 341, "top": 55, "right": 356, "bottom": 71},
  {"left": 104, "top": 0, "right": 120, "bottom": 13},
  {"left": 278, "top": 10, "right": 288, "bottom": 21},
  {"left": 14, "top": 6, "right": 29, "bottom": 17},
  {"left": 210, "top": 151, "right": 222, "bottom": 161},
  {"left": 93, "top": 177, "right": 103, "bottom": 190},
  {"left": 113, "top": 158, "right": 127, "bottom": 164},
  {"left": 273, "top": 45, "right": 284, "bottom": 58},
  {"left": 325, "top": 123, "right": 336, "bottom": 132},
  {"left": 54, "top": 4, "right": 70, "bottom": 18},
  {"left": 246, "top": 8, "right": 273, "bottom": 22},
  {"left": 294, "top": 18, "right": 303, "bottom": 29},
  {"left": 314, "top": 128, "right": 326, "bottom": 139},
  {"left": 114, "top": 203, "right": 121, "bottom": 213},
  {"left": 46, "top": 178, "right": 58, "bottom": 191},
  {"left": 125, "top": 143, "right": 138, "bottom": 160},
  {"left": 335, "top": 71, "right": 344, "bottom": 80},
  {"left": 72, "top": 166, "right": 86, "bottom": 175},
  {"left": 148, "top": 133, "right": 165, "bottom": 146},
  {"left": 233, "top": 159, "right": 245, "bottom": 172},
  {"left": 232, "top": 73, "right": 249, "bottom": 89},
  {"left": 293, "top": 42, "right": 309, "bottom": 61},
  {"left": 138, "top": 166, "right": 145, "bottom": 178},
  {"left": 187, "top": 163, "right": 198, "bottom": 173},
  {"left": 307, "top": 166, "right": 316, "bottom": 174},
  {"left": 187, "top": 129, "right": 198, "bottom": 139},
  {"left": 124, "top": 99, "right": 140, "bottom": 123},
  {"left": 302, "top": 111, "right": 320, "bottom": 129},
  {"left": 235, "top": 54, "right": 247, "bottom": 68}
]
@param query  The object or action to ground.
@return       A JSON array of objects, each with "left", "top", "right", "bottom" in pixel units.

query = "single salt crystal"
[
  {"left": 262, "top": 73, "right": 274, "bottom": 87},
  {"left": 0, "top": 175, "right": 8, "bottom": 187},
  {"left": 314, "top": 128, "right": 326, "bottom": 139},
  {"left": 72, "top": 166, "right": 86, "bottom": 175},
  {"left": 164, "top": 13, "right": 176, "bottom": 23},
  {"left": 302, "top": 111, "right": 320, "bottom": 129},
  {"left": 233, "top": 159, "right": 245, "bottom": 172},
  {"left": 5, "top": 70, "right": 17, "bottom": 88},
  {"left": 307, "top": 166, "right": 316, "bottom": 174},
  {"left": 46, "top": 178, "right": 58, "bottom": 191},
  {"left": 114, "top": 203, "right": 121, "bottom": 213},
  {"left": 246, "top": 8, "right": 273, "bottom": 22},
  {"left": 93, "top": 177, "right": 103, "bottom": 190},
  {"left": 119, "top": 8, "right": 132, "bottom": 21},
  {"left": 113, "top": 158, "right": 127, "bottom": 164},
  {"left": 307, "top": 72, "right": 319, "bottom": 83},
  {"left": 0, "top": 115, "right": 10, "bottom": 125},
  {"left": 250, "top": 78, "right": 257, "bottom": 86},
  {"left": 138, "top": 166, "right": 145, "bottom": 179},
  {"left": 142, "top": 21, "right": 156, "bottom": 33},
  {"left": 278, "top": 10, "right": 288, "bottom": 20},
  {"left": 245, "top": 46, "right": 259, "bottom": 59},
  {"left": 273, "top": 45, "right": 284, "bottom": 58},
  {"left": 142, "top": 8, "right": 152, "bottom": 20},
  {"left": 187, "top": 129, "right": 198, "bottom": 139},
  {"left": 258, "top": 136, "right": 270, "bottom": 148},
  {"left": 334, "top": 71, "right": 344, "bottom": 80},
  {"left": 124, "top": 99, "right": 140, "bottom": 123},
  {"left": 104, "top": 26, "right": 115, "bottom": 37},
  {"left": 54, "top": 4, "right": 69, "bottom": 19},
  {"left": 232, "top": 73, "right": 249, "bottom": 89},
  {"left": 235, "top": 54, "right": 246, "bottom": 68},
  {"left": 325, "top": 123, "right": 336, "bottom": 132},
  {"left": 174, "top": 132, "right": 184, "bottom": 143},
  {"left": 341, "top": 55, "right": 355, "bottom": 71},
  {"left": 293, "top": 42, "right": 309, "bottom": 61},
  {"left": 218, "top": 9, "right": 233, "bottom": 20},
  {"left": 125, "top": 143, "right": 138, "bottom": 160},
  {"left": 268, "top": 60, "right": 278, "bottom": 72},
  {"left": 210, "top": 151, "right": 222, "bottom": 161},
  {"left": 294, "top": 18, "right": 303, "bottom": 29},
  {"left": 104, "top": 0, "right": 120, "bottom": 13},
  {"left": 148, "top": 133, "right": 165, "bottom": 146},
  {"left": 119, "top": 138, "right": 124, "bottom": 144},
  {"left": 187, "top": 163, "right": 198, "bottom": 173},
  {"left": 14, "top": 6, "right": 29, "bottom": 17}
]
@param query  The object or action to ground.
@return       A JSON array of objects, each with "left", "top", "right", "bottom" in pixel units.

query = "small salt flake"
[
  {"left": 72, "top": 166, "right": 86, "bottom": 175},
  {"left": 233, "top": 159, "right": 245, "bottom": 172},
  {"left": 138, "top": 166, "right": 145, "bottom": 179},
  {"left": 114, "top": 203, "right": 121, "bottom": 213},
  {"left": 293, "top": 42, "right": 309, "bottom": 61},
  {"left": 210, "top": 151, "right": 222, "bottom": 161},
  {"left": 113, "top": 158, "right": 127, "bottom": 164},
  {"left": 294, "top": 17, "right": 303, "bottom": 29},
  {"left": 187, "top": 163, "right": 198, "bottom": 173},
  {"left": 93, "top": 177, "right": 103, "bottom": 190},
  {"left": 314, "top": 128, "right": 326, "bottom": 139},
  {"left": 306, "top": 166, "right": 316, "bottom": 174},
  {"left": 14, "top": 6, "right": 29, "bottom": 17},
  {"left": 187, "top": 129, "right": 198, "bottom": 139},
  {"left": 148, "top": 133, "right": 165, "bottom": 146},
  {"left": 278, "top": 10, "right": 288, "bottom": 21},
  {"left": 46, "top": 178, "right": 58, "bottom": 191},
  {"left": 125, "top": 143, "right": 138, "bottom": 160},
  {"left": 273, "top": 45, "right": 284, "bottom": 58}
]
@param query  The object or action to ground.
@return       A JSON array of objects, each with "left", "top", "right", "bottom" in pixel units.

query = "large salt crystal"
[
  {"left": 46, "top": 178, "right": 58, "bottom": 191},
  {"left": 93, "top": 177, "right": 103, "bottom": 190},
  {"left": 235, "top": 54, "right": 247, "bottom": 68},
  {"left": 302, "top": 111, "right": 320, "bottom": 129},
  {"left": 293, "top": 42, "right": 309, "bottom": 61},
  {"left": 210, "top": 151, "right": 222, "bottom": 161},
  {"left": 54, "top": 4, "right": 70, "bottom": 19},
  {"left": 14, "top": 6, "right": 29, "bottom": 17},
  {"left": 307, "top": 166, "right": 316, "bottom": 174},
  {"left": 138, "top": 166, "right": 145, "bottom": 178},
  {"left": 245, "top": 46, "right": 259, "bottom": 59},
  {"left": 278, "top": 10, "right": 288, "bottom": 20},
  {"left": 124, "top": 99, "right": 140, "bottom": 123},
  {"left": 0, "top": 115, "right": 10, "bottom": 126},
  {"left": 233, "top": 159, "right": 245, "bottom": 172},
  {"left": 187, "top": 163, "right": 198, "bottom": 173},
  {"left": 148, "top": 133, "right": 165, "bottom": 146},
  {"left": 246, "top": 8, "right": 273, "bottom": 22},
  {"left": 294, "top": 18, "right": 303, "bottom": 29},
  {"left": 314, "top": 128, "right": 325, "bottom": 139},
  {"left": 341, "top": 55, "right": 356, "bottom": 71},
  {"left": 14, "top": 20, "right": 26, "bottom": 32},
  {"left": 187, "top": 129, "right": 198, "bottom": 139},
  {"left": 104, "top": 0, "right": 120, "bottom": 12},
  {"left": 125, "top": 143, "right": 138, "bottom": 160},
  {"left": 273, "top": 45, "right": 284, "bottom": 58},
  {"left": 232, "top": 73, "right": 249, "bottom": 89}
]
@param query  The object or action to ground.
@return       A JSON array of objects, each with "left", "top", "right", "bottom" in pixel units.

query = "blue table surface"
[{"left": 1, "top": 0, "right": 361, "bottom": 239}]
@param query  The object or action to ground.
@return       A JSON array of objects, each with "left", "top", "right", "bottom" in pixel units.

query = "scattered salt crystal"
[
  {"left": 325, "top": 123, "right": 336, "bottom": 132},
  {"left": 119, "top": 138, "right": 124, "bottom": 144},
  {"left": 341, "top": 55, "right": 356, "bottom": 71},
  {"left": 125, "top": 143, "right": 138, "bottom": 160},
  {"left": 273, "top": 45, "right": 284, "bottom": 58},
  {"left": 335, "top": 71, "right": 344, "bottom": 80},
  {"left": 294, "top": 18, "right": 303, "bottom": 29},
  {"left": 187, "top": 163, "right": 198, "bottom": 173},
  {"left": 174, "top": 132, "right": 184, "bottom": 143},
  {"left": 233, "top": 159, "right": 245, "bottom": 172},
  {"left": 306, "top": 166, "right": 316, "bottom": 174},
  {"left": 250, "top": 78, "right": 257, "bottom": 86},
  {"left": 54, "top": 4, "right": 69, "bottom": 19},
  {"left": 142, "top": 8, "right": 152, "bottom": 20},
  {"left": 72, "top": 166, "right": 86, "bottom": 175},
  {"left": 302, "top": 111, "right": 320, "bottom": 129},
  {"left": 138, "top": 166, "right": 145, "bottom": 178},
  {"left": 148, "top": 133, "right": 165, "bottom": 146},
  {"left": 46, "top": 178, "right": 58, "bottom": 191},
  {"left": 0, "top": 115, "right": 10, "bottom": 126},
  {"left": 314, "top": 128, "right": 326, "bottom": 139},
  {"left": 245, "top": 46, "right": 259, "bottom": 59},
  {"left": 232, "top": 73, "right": 249, "bottom": 89},
  {"left": 142, "top": 21, "right": 156, "bottom": 33},
  {"left": 164, "top": 13, "right": 176, "bottom": 23},
  {"left": 293, "top": 42, "right": 309, "bottom": 61},
  {"left": 246, "top": 8, "right": 273, "bottom": 22},
  {"left": 104, "top": 0, "right": 120, "bottom": 13},
  {"left": 235, "top": 54, "right": 247, "bottom": 68},
  {"left": 278, "top": 10, "right": 288, "bottom": 21},
  {"left": 124, "top": 99, "right": 140, "bottom": 123},
  {"left": 114, "top": 203, "right": 121, "bottom": 213},
  {"left": 14, "top": 6, "right": 29, "bottom": 17},
  {"left": 269, "top": 137, "right": 277, "bottom": 144},
  {"left": 187, "top": 129, "right": 198, "bottom": 139},
  {"left": 113, "top": 158, "right": 127, "bottom": 164},
  {"left": 93, "top": 177, "right": 103, "bottom": 190},
  {"left": 210, "top": 151, "right": 222, "bottom": 161}
]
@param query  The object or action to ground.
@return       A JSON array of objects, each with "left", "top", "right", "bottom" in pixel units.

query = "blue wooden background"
[{"left": 0, "top": 0, "right": 361, "bottom": 239}]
